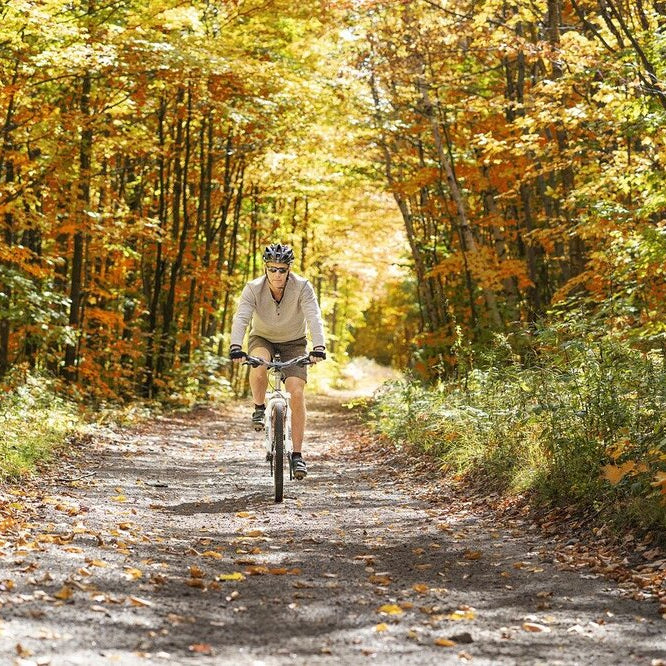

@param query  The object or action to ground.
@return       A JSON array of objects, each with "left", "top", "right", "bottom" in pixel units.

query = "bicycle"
[{"left": 243, "top": 353, "right": 312, "bottom": 503}]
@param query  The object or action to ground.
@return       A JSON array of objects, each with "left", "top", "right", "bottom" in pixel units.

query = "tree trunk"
[
  {"left": 417, "top": 77, "right": 503, "bottom": 330},
  {"left": 158, "top": 85, "right": 192, "bottom": 377},
  {"left": 0, "top": 64, "right": 18, "bottom": 378},
  {"left": 144, "top": 96, "right": 169, "bottom": 398},
  {"left": 64, "top": 67, "right": 92, "bottom": 382}
]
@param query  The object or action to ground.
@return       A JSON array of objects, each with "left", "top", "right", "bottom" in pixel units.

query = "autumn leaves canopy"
[{"left": 1, "top": 0, "right": 665, "bottom": 396}]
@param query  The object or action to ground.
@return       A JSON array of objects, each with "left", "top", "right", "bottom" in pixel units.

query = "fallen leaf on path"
[
  {"left": 16, "top": 643, "right": 33, "bottom": 657},
  {"left": 412, "top": 583, "right": 429, "bottom": 594},
  {"left": 235, "top": 512, "right": 254, "bottom": 519},
  {"left": 115, "top": 542, "right": 131, "bottom": 555},
  {"left": 91, "top": 605, "right": 109, "bottom": 614},
  {"left": 189, "top": 643, "right": 212, "bottom": 655},
  {"left": 55, "top": 503, "right": 80, "bottom": 516},
  {"left": 189, "top": 566, "right": 205, "bottom": 578},
  {"left": 128, "top": 596, "right": 153, "bottom": 607},
  {"left": 522, "top": 622, "right": 551, "bottom": 633},
  {"left": 111, "top": 495, "right": 127, "bottom": 503},
  {"left": 123, "top": 567, "right": 142, "bottom": 580},
  {"left": 168, "top": 613, "right": 195, "bottom": 624},
  {"left": 378, "top": 604, "right": 404, "bottom": 616},
  {"left": 463, "top": 550, "right": 482, "bottom": 560},
  {"left": 244, "top": 565, "right": 270, "bottom": 575},
  {"left": 217, "top": 572, "right": 246, "bottom": 582},
  {"left": 434, "top": 638, "right": 456, "bottom": 647},
  {"left": 186, "top": 578, "right": 206, "bottom": 589},
  {"left": 201, "top": 550, "right": 223, "bottom": 559},
  {"left": 292, "top": 580, "right": 314, "bottom": 588},
  {"left": 354, "top": 554, "right": 376, "bottom": 564},
  {"left": 369, "top": 574, "right": 391, "bottom": 586},
  {"left": 86, "top": 559, "right": 107, "bottom": 568},
  {"left": 54, "top": 586, "right": 73, "bottom": 600},
  {"left": 446, "top": 609, "right": 476, "bottom": 621}
]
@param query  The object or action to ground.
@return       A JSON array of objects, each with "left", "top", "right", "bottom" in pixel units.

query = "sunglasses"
[{"left": 266, "top": 267, "right": 289, "bottom": 274}]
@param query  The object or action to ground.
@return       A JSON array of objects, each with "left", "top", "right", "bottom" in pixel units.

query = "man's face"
[{"left": 265, "top": 262, "right": 290, "bottom": 287}]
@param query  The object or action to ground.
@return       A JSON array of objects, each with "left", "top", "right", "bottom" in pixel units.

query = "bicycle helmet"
[{"left": 262, "top": 243, "right": 295, "bottom": 265}]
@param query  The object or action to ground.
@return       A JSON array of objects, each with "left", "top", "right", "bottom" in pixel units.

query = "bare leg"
[
  {"left": 285, "top": 376, "right": 306, "bottom": 454},
  {"left": 249, "top": 346, "right": 271, "bottom": 406}
]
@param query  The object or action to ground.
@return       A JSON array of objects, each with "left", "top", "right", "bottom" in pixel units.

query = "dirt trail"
[{"left": 1, "top": 394, "right": 665, "bottom": 665}]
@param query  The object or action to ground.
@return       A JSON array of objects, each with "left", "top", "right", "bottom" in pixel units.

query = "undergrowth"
[
  {"left": 0, "top": 374, "right": 82, "bottom": 481},
  {"left": 370, "top": 330, "right": 666, "bottom": 533}
]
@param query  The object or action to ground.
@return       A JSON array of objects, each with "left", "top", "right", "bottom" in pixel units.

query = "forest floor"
[{"left": 1, "top": 389, "right": 665, "bottom": 665}]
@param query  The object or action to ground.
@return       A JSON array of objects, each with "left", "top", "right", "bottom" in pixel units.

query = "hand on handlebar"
[
  {"left": 309, "top": 347, "right": 326, "bottom": 364},
  {"left": 229, "top": 345, "right": 247, "bottom": 363}
]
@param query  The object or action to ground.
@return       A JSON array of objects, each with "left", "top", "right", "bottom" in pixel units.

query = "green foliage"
[
  {"left": 0, "top": 374, "right": 81, "bottom": 480},
  {"left": 370, "top": 329, "right": 666, "bottom": 531},
  {"left": 350, "top": 278, "right": 420, "bottom": 367},
  {"left": 165, "top": 348, "right": 234, "bottom": 408}
]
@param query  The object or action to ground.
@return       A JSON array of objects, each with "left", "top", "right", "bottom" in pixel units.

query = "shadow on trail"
[
  {"left": 6, "top": 508, "right": 661, "bottom": 666},
  {"left": 163, "top": 492, "right": 273, "bottom": 515},
  {"left": 1, "top": 399, "right": 664, "bottom": 666}
]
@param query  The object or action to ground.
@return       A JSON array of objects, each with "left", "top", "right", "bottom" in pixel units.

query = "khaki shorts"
[{"left": 248, "top": 335, "right": 308, "bottom": 382}]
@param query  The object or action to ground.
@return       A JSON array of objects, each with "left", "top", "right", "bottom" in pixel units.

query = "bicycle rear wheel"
[{"left": 272, "top": 402, "right": 285, "bottom": 503}]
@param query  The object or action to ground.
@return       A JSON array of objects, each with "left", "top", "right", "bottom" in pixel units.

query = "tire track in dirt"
[{"left": 0, "top": 395, "right": 664, "bottom": 665}]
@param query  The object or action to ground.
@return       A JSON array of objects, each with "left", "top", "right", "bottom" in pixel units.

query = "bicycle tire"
[{"left": 272, "top": 402, "right": 285, "bottom": 503}]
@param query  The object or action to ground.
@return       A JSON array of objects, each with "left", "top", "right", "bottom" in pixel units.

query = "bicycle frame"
[
  {"left": 244, "top": 354, "right": 311, "bottom": 501},
  {"left": 264, "top": 365, "right": 293, "bottom": 471}
]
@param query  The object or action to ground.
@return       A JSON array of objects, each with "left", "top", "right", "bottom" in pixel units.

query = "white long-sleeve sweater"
[{"left": 230, "top": 272, "right": 326, "bottom": 349}]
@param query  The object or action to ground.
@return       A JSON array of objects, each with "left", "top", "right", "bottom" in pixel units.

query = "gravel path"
[{"left": 1, "top": 395, "right": 665, "bottom": 665}]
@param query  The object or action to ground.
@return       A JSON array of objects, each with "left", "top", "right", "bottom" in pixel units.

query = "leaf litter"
[{"left": 0, "top": 396, "right": 665, "bottom": 664}]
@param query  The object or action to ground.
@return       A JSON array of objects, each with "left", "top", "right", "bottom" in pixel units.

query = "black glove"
[
  {"left": 229, "top": 345, "right": 247, "bottom": 360},
  {"left": 309, "top": 347, "right": 326, "bottom": 360}
]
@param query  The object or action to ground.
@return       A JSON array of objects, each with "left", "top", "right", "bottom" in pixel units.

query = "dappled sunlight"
[{"left": 1, "top": 398, "right": 664, "bottom": 664}]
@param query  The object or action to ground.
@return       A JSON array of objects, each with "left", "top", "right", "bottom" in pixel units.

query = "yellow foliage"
[{"left": 601, "top": 461, "right": 636, "bottom": 485}]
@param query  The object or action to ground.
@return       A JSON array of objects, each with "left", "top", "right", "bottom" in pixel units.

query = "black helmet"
[{"left": 262, "top": 243, "right": 294, "bottom": 265}]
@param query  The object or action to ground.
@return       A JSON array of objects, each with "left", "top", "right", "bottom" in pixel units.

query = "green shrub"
[
  {"left": 0, "top": 374, "right": 81, "bottom": 481},
  {"left": 370, "top": 331, "right": 666, "bottom": 530}
]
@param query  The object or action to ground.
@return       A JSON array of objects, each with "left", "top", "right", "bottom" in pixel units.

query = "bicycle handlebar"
[{"left": 243, "top": 354, "right": 313, "bottom": 369}]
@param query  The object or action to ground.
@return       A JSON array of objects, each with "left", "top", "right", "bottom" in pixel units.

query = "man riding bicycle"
[{"left": 229, "top": 243, "right": 326, "bottom": 480}]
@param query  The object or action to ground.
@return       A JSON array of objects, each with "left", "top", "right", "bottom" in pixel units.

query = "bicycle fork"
[{"left": 264, "top": 391, "right": 294, "bottom": 478}]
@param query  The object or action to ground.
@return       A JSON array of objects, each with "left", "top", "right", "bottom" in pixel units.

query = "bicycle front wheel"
[{"left": 272, "top": 402, "right": 285, "bottom": 503}]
